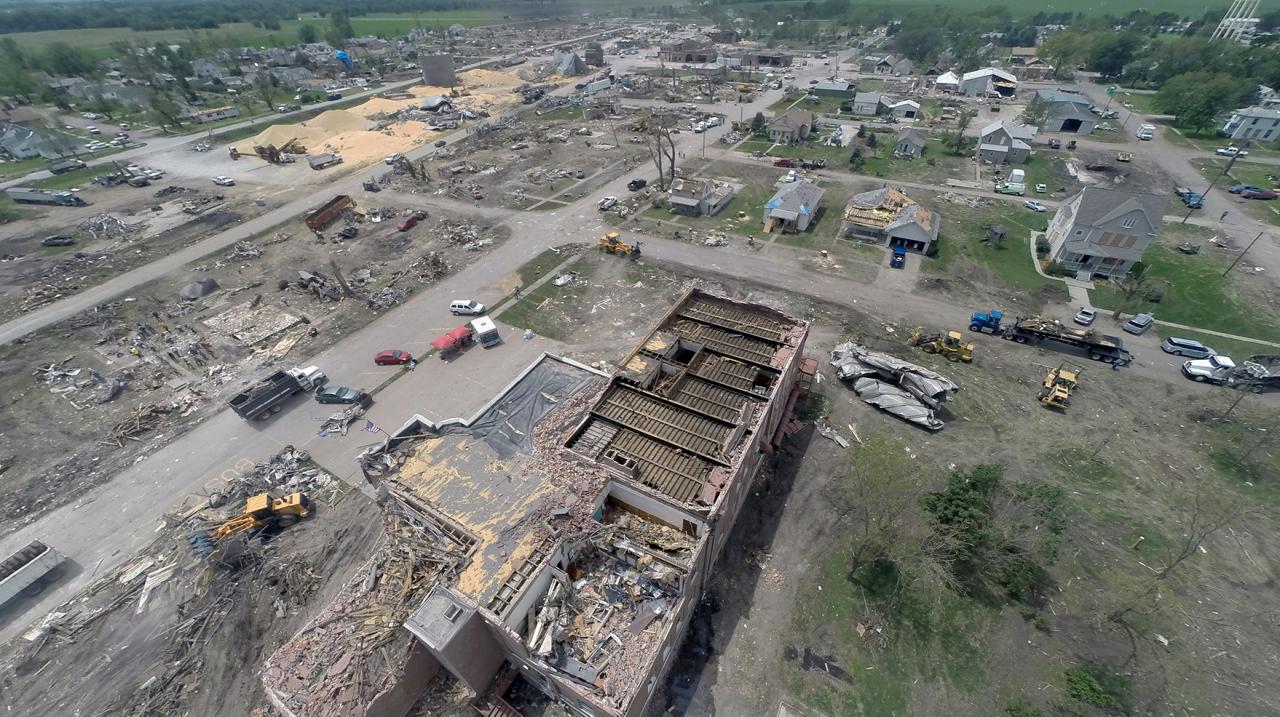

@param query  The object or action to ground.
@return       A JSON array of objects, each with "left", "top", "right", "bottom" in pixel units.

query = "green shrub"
[
  {"left": 1035, "top": 237, "right": 1050, "bottom": 255},
  {"left": 1006, "top": 700, "right": 1047, "bottom": 717},
  {"left": 1065, "top": 664, "right": 1129, "bottom": 712},
  {"left": 1045, "top": 262, "right": 1075, "bottom": 278}
]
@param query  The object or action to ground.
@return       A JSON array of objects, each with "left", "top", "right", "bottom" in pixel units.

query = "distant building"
[
  {"left": 959, "top": 67, "right": 1017, "bottom": 97},
  {"left": 934, "top": 70, "right": 960, "bottom": 93},
  {"left": 858, "top": 54, "right": 913, "bottom": 76},
  {"left": 763, "top": 179, "right": 824, "bottom": 233},
  {"left": 419, "top": 54, "right": 456, "bottom": 86},
  {"left": 811, "top": 79, "right": 855, "bottom": 98},
  {"left": 187, "top": 106, "right": 241, "bottom": 124},
  {"left": 894, "top": 128, "right": 928, "bottom": 159},
  {"left": 766, "top": 109, "right": 817, "bottom": 144},
  {"left": 736, "top": 50, "right": 791, "bottom": 68},
  {"left": 0, "top": 123, "right": 66, "bottom": 160},
  {"left": 978, "top": 120, "right": 1035, "bottom": 164},
  {"left": 705, "top": 28, "right": 740, "bottom": 43},
  {"left": 552, "top": 50, "right": 588, "bottom": 76},
  {"left": 839, "top": 186, "right": 940, "bottom": 254},
  {"left": 583, "top": 42, "right": 604, "bottom": 67},
  {"left": 667, "top": 178, "right": 735, "bottom": 217},
  {"left": 1221, "top": 97, "right": 1280, "bottom": 141},
  {"left": 1033, "top": 89, "right": 1096, "bottom": 134},
  {"left": 658, "top": 39, "right": 717, "bottom": 64},
  {"left": 1009, "top": 47, "right": 1054, "bottom": 81},
  {"left": 1046, "top": 187, "right": 1165, "bottom": 278}
]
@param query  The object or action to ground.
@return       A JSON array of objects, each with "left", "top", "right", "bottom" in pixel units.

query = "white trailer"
[{"left": 0, "top": 541, "right": 66, "bottom": 606}]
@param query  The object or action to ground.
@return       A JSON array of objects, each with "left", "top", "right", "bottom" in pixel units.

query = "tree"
[
  {"left": 298, "top": 24, "right": 319, "bottom": 44},
  {"left": 1156, "top": 72, "right": 1251, "bottom": 133},
  {"left": 849, "top": 146, "right": 864, "bottom": 170},
  {"left": 327, "top": 10, "right": 354, "bottom": 46},
  {"left": 253, "top": 73, "right": 280, "bottom": 109},
  {"left": 750, "top": 111, "right": 766, "bottom": 136},
  {"left": 1108, "top": 262, "right": 1167, "bottom": 317},
  {"left": 643, "top": 112, "right": 678, "bottom": 190},
  {"left": 41, "top": 42, "right": 96, "bottom": 78},
  {"left": 866, "top": 131, "right": 877, "bottom": 149},
  {"left": 147, "top": 89, "right": 185, "bottom": 131},
  {"left": 946, "top": 110, "right": 976, "bottom": 155},
  {"left": 1086, "top": 32, "right": 1141, "bottom": 77},
  {"left": 856, "top": 124, "right": 866, "bottom": 138}
]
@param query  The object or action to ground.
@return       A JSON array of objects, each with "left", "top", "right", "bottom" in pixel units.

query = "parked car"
[
  {"left": 1241, "top": 188, "right": 1278, "bottom": 200},
  {"left": 1161, "top": 337, "right": 1216, "bottom": 359},
  {"left": 374, "top": 349, "right": 414, "bottom": 365},
  {"left": 315, "top": 386, "right": 370, "bottom": 405},
  {"left": 41, "top": 235, "right": 76, "bottom": 247},
  {"left": 1228, "top": 183, "right": 1263, "bottom": 194},
  {"left": 1023, "top": 200, "right": 1047, "bottom": 212},
  {"left": 118, "top": 122, "right": 130, "bottom": 130},
  {"left": 1123, "top": 313, "right": 1154, "bottom": 335},
  {"left": 211, "top": 176, "right": 235, "bottom": 186},
  {"left": 889, "top": 246, "right": 906, "bottom": 269},
  {"left": 1047, "top": 138, "right": 1061, "bottom": 149},
  {"left": 597, "top": 196, "right": 618, "bottom": 211},
  {"left": 627, "top": 178, "right": 648, "bottom": 191},
  {"left": 772, "top": 158, "right": 796, "bottom": 168},
  {"left": 449, "top": 299, "right": 486, "bottom": 316},
  {"left": 1181, "top": 192, "right": 1204, "bottom": 209},
  {"left": 385, "top": 153, "right": 402, "bottom": 164},
  {"left": 397, "top": 215, "right": 419, "bottom": 231},
  {"left": 86, "top": 126, "right": 100, "bottom": 134},
  {"left": 1215, "top": 146, "right": 1249, "bottom": 157},
  {"left": 434, "top": 139, "right": 447, "bottom": 147},
  {"left": 1035, "top": 183, "right": 1047, "bottom": 193},
  {"left": 1073, "top": 307, "right": 1097, "bottom": 326}
]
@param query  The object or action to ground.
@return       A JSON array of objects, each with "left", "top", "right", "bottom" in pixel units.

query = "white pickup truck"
[{"left": 0, "top": 541, "right": 66, "bottom": 607}]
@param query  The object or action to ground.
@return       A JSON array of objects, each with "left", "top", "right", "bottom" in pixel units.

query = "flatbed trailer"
[{"left": 1002, "top": 316, "right": 1132, "bottom": 364}]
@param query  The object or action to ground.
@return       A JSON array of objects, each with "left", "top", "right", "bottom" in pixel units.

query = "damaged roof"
[
  {"left": 841, "top": 186, "right": 938, "bottom": 239},
  {"left": 568, "top": 290, "right": 806, "bottom": 509}
]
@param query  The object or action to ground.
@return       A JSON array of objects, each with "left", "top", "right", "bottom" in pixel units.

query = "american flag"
[{"left": 364, "top": 419, "right": 380, "bottom": 433}]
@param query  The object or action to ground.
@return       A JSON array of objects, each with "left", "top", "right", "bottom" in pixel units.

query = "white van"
[{"left": 1136, "top": 123, "right": 1156, "bottom": 140}]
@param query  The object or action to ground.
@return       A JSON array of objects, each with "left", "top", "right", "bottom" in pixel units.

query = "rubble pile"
[
  {"left": 261, "top": 509, "right": 460, "bottom": 717},
  {"left": 22, "top": 282, "right": 76, "bottom": 313},
  {"left": 223, "top": 446, "right": 339, "bottom": 500},
  {"left": 101, "top": 403, "right": 176, "bottom": 447},
  {"left": 366, "top": 286, "right": 409, "bottom": 311},
  {"left": 181, "top": 193, "right": 225, "bottom": 215},
  {"left": 940, "top": 192, "right": 990, "bottom": 207},
  {"left": 524, "top": 523, "right": 689, "bottom": 707},
  {"left": 77, "top": 213, "right": 140, "bottom": 242},
  {"left": 525, "top": 167, "right": 576, "bottom": 185},
  {"left": 408, "top": 251, "right": 449, "bottom": 283},
  {"left": 21, "top": 251, "right": 116, "bottom": 311},
  {"left": 225, "top": 241, "right": 262, "bottom": 261},
  {"left": 319, "top": 405, "right": 365, "bottom": 436},
  {"left": 153, "top": 186, "right": 191, "bottom": 199},
  {"left": 830, "top": 341, "right": 960, "bottom": 431}
]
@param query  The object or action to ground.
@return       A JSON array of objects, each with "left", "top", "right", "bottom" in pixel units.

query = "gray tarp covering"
[
  {"left": 831, "top": 340, "right": 958, "bottom": 430},
  {"left": 177, "top": 278, "right": 219, "bottom": 300},
  {"left": 853, "top": 378, "right": 945, "bottom": 431},
  {"left": 466, "top": 358, "right": 595, "bottom": 457}
]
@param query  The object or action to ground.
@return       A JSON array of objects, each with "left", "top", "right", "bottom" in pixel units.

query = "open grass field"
[
  {"left": 930, "top": 200, "right": 1052, "bottom": 294},
  {"left": 0, "top": 10, "right": 503, "bottom": 53}
]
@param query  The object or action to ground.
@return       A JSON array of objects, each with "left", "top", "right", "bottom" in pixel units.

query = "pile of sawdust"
[
  {"left": 304, "top": 109, "right": 371, "bottom": 133},
  {"left": 232, "top": 124, "right": 330, "bottom": 153}
]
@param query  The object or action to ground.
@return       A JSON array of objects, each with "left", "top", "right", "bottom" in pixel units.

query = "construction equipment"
[
  {"left": 1038, "top": 363, "right": 1081, "bottom": 409},
  {"left": 910, "top": 328, "right": 974, "bottom": 362},
  {"left": 1116, "top": 151, "right": 1133, "bottom": 162},
  {"left": 597, "top": 231, "right": 641, "bottom": 257},
  {"left": 212, "top": 492, "right": 312, "bottom": 542}
]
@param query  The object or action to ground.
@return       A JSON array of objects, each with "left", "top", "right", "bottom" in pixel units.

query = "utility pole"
[
  {"left": 1182, "top": 152, "right": 1238, "bottom": 224},
  {"left": 1223, "top": 230, "right": 1265, "bottom": 276}
]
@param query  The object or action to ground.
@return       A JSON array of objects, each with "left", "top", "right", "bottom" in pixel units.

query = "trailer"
[
  {"left": 304, "top": 195, "right": 355, "bottom": 231},
  {"left": 46, "top": 157, "right": 86, "bottom": 174},
  {"left": 5, "top": 187, "right": 88, "bottom": 207},
  {"left": 227, "top": 366, "right": 325, "bottom": 420},
  {"left": 969, "top": 311, "right": 1132, "bottom": 364},
  {"left": 0, "top": 541, "right": 66, "bottom": 607},
  {"left": 1183, "top": 355, "right": 1280, "bottom": 393}
]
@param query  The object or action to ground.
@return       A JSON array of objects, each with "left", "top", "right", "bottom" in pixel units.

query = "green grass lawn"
[
  {"left": 0, "top": 194, "right": 22, "bottom": 224},
  {"left": 930, "top": 202, "right": 1053, "bottom": 293},
  {"left": 496, "top": 260, "right": 595, "bottom": 342},
  {"left": 860, "top": 140, "right": 968, "bottom": 181},
  {"left": 516, "top": 245, "right": 579, "bottom": 287},
  {"left": 31, "top": 164, "right": 106, "bottom": 190},
  {"left": 1019, "top": 151, "right": 1076, "bottom": 193},
  {"left": 1117, "top": 91, "right": 1159, "bottom": 115},
  {"left": 1159, "top": 124, "right": 1222, "bottom": 152},
  {"left": 1191, "top": 158, "right": 1280, "bottom": 227},
  {"left": 1089, "top": 241, "right": 1280, "bottom": 343},
  {"left": 0, "top": 10, "right": 502, "bottom": 52}
]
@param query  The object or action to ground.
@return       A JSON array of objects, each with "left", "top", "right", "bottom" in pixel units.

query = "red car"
[
  {"left": 374, "top": 349, "right": 413, "bottom": 365},
  {"left": 1241, "top": 188, "right": 1279, "bottom": 200},
  {"left": 397, "top": 216, "right": 418, "bottom": 231},
  {"left": 772, "top": 158, "right": 796, "bottom": 168}
]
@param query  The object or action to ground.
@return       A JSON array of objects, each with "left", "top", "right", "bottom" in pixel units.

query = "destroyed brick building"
[
  {"left": 261, "top": 290, "right": 808, "bottom": 717},
  {"left": 657, "top": 39, "right": 717, "bottom": 65}
]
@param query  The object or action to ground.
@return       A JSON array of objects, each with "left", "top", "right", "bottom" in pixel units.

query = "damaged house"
[
  {"left": 763, "top": 179, "right": 824, "bottom": 234},
  {"left": 262, "top": 290, "right": 809, "bottom": 717},
  {"left": 839, "top": 186, "right": 940, "bottom": 254},
  {"left": 666, "top": 177, "right": 735, "bottom": 217}
]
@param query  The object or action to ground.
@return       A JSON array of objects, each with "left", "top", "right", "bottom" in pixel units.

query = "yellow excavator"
[
  {"left": 909, "top": 328, "right": 974, "bottom": 363},
  {"left": 212, "top": 492, "right": 312, "bottom": 541},
  {"left": 1038, "top": 363, "right": 1081, "bottom": 409},
  {"left": 598, "top": 231, "right": 642, "bottom": 257}
]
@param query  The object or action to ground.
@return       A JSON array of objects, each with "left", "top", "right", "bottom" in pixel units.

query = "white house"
[
  {"left": 1045, "top": 187, "right": 1165, "bottom": 278},
  {"left": 959, "top": 67, "right": 1017, "bottom": 97}
]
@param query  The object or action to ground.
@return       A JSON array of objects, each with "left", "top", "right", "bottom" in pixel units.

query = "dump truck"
[
  {"left": 227, "top": 366, "right": 325, "bottom": 419},
  {"left": 304, "top": 195, "right": 354, "bottom": 231},
  {"left": 968, "top": 310, "right": 1132, "bottom": 364},
  {"left": 308, "top": 153, "right": 343, "bottom": 170},
  {"left": 1182, "top": 355, "right": 1280, "bottom": 393},
  {"left": 1039, "top": 363, "right": 1081, "bottom": 409},
  {"left": 46, "top": 157, "right": 86, "bottom": 174},
  {"left": 5, "top": 187, "right": 88, "bottom": 207},
  {"left": 0, "top": 540, "right": 66, "bottom": 606}
]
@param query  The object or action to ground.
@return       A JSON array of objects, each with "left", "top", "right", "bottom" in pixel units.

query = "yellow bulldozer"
[
  {"left": 909, "top": 328, "right": 974, "bottom": 362},
  {"left": 598, "top": 231, "right": 642, "bottom": 258},
  {"left": 1038, "top": 363, "right": 1081, "bottom": 409},
  {"left": 212, "top": 492, "right": 312, "bottom": 541}
]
